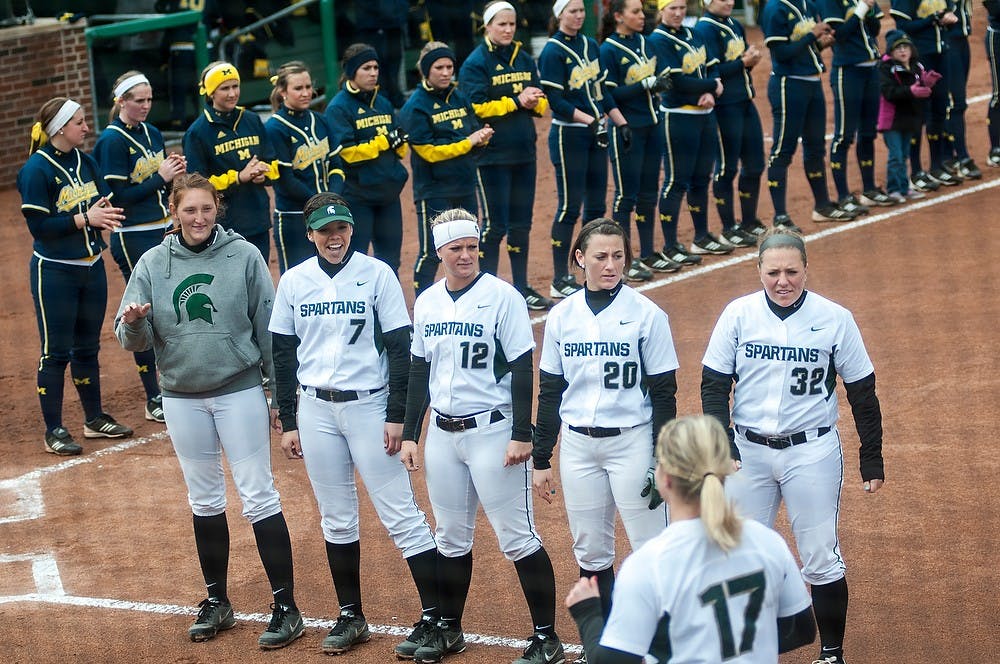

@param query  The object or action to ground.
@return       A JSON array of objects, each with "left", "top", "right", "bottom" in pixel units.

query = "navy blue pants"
[
  {"left": 913, "top": 51, "right": 949, "bottom": 173},
  {"left": 989, "top": 28, "right": 1000, "bottom": 148},
  {"left": 476, "top": 161, "right": 536, "bottom": 292},
  {"left": 713, "top": 100, "right": 765, "bottom": 228},
  {"left": 610, "top": 123, "right": 660, "bottom": 258},
  {"left": 660, "top": 110, "right": 716, "bottom": 245},
  {"left": 110, "top": 228, "right": 166, "bottom": 401},
  {"left": 829, "top": 64, "right": 879, "bottom": 198},
  {"left": 767, "top": 76, "right": 831, "bottom": 215},
  {"left": 549, "top": 124, "right": 608, "bottom": 279},
  {"left": 347, "top": 196, "right": 404, "bottom": 277},
  {"left": 273, "top": 211, "right": 313, "bottom": 273},
  {"left": 945, "top": 35, "right": 970, "bottom": 161},
  {"left": 414, "top": 193, "right": 478, "bottom": 296},
  {"left": 30, "top": 256, "right": 108, "bottom": 432}
]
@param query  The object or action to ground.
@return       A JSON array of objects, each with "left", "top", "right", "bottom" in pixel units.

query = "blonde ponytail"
[{"left": 656, "top": 416, "right": 742, "bottom": 552}]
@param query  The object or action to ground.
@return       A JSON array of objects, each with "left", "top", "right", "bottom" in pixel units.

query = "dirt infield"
[{"left": 1, "top": 17, "right": 998, "bottom": 664}]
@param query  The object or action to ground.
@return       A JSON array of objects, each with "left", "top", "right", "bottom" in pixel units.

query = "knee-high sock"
[
  {"left": 405, "top": 548, "right": 439, "bottom": 620},
  {"left": 506, "top": 228, "right": 530, "bottom": 292},
  {"left": 812, "top": 577, "right": 848, "bottom": 658},
  {"left": 193, "top": 513, "right": 230, "bottom": 602},
  {"left": 437, "top": 551, "right": 473, "bottom": 629},
  {"left": 134, "top": 349, "right": 159, "bottom": 400},
  {"left": 70, "top": 359, "right": 102, "bottom": 421},
  {"left": 551, "top": 223, "right": 576, "bottom": 281},
  {"left": 252, "top": 512, "right": 295, "bottom": 608},
  {"left": 480, "top": 239, "right": 501, "bottom": 276},
  {"left": 581, "top": 565, "right": 615, "bottom": 620},
  {"left": 738, "top": 174, "right": 762, "bottom": 224},
  {"left": 38, "top": 362, "right": 66, "bottom": 432},
  {"left": 325, "top": 539, "right": 362, "bottom": 616},
  {"left": 514, "top": 548, "right": 557, "bottom": 637}
]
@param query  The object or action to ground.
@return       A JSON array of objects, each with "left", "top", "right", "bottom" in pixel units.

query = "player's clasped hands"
[
  {"left": 85, "top": 196, "right": 125, "bottom": 230},
  {"left": 157, "top": 152, "right": 187, "bottom": 183},
  {"left": 517, "top": 86, "right": 545, "bottom": 110},
  {"left": 239, "top": 155, "right": 270, "bottom": 184},
  {"left": 469, "top": 124, "right": 494, "bottom": 147}
]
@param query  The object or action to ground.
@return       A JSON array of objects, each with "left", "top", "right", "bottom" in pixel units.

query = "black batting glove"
[
  {"left": 387, "top": 127, "right": 408, "bottom": 150},
  {"left": 592, "top": 118, "right": 609, "bottom": 150},
  {"left": 653, "top": 71, "right": 674, "bottom": 93},
  {"left": 640, "top": 466, "right": 664, "bottom": 510},
  {"left": 619, "top": 124, "right": 633, "bottom": 154}
]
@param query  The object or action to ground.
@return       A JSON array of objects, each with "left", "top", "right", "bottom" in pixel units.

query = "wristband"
[{"left": 83, "top": 211, "right": 91, "bottom": 228}]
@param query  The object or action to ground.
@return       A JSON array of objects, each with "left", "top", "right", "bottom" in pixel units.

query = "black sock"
[
  {"left": 480, "top": 239, "right": 501, "bottom": 276},
  {"left": 506, "top": 228, "right": 530, "bottom": 291},
  {"left": 405, "top": 548, "right": 439, "bottom": 620},
  {"left": 437, "top": 551, "right": 472, "bottom": 630},
  {"left": 514, "top": 548, "right": 557, "bottom": 637},
  {"left": 550, "top": 223, "right": 576, "bottom": 280},
  {"left": 134, "top": 349, "right": 160, "bottom": 400},
  {"left": 70, "top": 359, "right": 103, "bottom": 421},
  {"left": 37, "top": 364, "right": 66, "bottom": 433},
  {"left": 811, "top": 577, "right": 848, "bottom": 658},
  {"left": 581, "top": 565, "right": 615, "bottom": 620},
  {"left": 252, "top": 513, "right": 295, "bottom": 608},
  {"left": 325, "top": 540, "right": 363, "bottom": 617},
  {"left": 193, "top": 513, "right": 230, "bottom": 602}
]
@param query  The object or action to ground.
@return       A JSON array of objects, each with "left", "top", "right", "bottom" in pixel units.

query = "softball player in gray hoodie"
[{"left": 115, "top": 173, "right": 302, "bottom": 651}]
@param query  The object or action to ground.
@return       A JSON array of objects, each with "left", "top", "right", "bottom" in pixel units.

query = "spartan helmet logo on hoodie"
[{"left": 173, "top": 274, "right": 218, "bottom": 324}]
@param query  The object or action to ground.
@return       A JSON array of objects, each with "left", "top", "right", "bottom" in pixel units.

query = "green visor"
[{"left": 306, "top": 203, "right": 354, "bottom": 230}]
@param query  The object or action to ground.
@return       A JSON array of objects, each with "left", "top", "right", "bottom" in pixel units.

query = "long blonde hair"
[{"left": 656, "top": 415, "right": 742, "bottom": 551}]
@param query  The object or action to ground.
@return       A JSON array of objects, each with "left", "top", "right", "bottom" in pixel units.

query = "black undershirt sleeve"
[
  {"left": 270, "top": 332, "right": 301, "bottom": 432},
  {"left": 777, "top": 606, "right": 817, "bottom": 653},
  {"left": 843, "top": 371, "right": 884, "bottom": 481},
  {"left": 646, "top": 370, "right": 677, "bottom": 445},
  {"left": 509, "top": 351, "right": 534, "bottom": 443},
  {"left": 701, "top": 365, "right": 739, "bottom": 461},
  {"left": 402, "top": 355, "right": 431, "bottom": 442},
  {"left": 382, "top": 326, "right": 412, "bottom": 424},
  {"left": 568, "top": 598, "right": 645, "bottom": 664},
  {"left": 532, "top": 369, "right": 568, "bottom": 470}
]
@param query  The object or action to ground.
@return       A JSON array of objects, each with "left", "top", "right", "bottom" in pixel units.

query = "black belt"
[
  {"left": 309, "top": 386, "right": 384, "bottom": 403},
  {"left": 568, "top": 425, "right": 623, "bottom": 438},
  {"left": 738, "top": 426, "right": 831, "bottom": 450},
  {"left": 435, "top": 409, "right": 505, "bottom": 433}
]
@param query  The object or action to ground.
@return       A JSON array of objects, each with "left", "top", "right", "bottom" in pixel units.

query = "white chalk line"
[
  {"left": 529, "top": 173, "right": 1000, "bottom": 327},
  {"left": 0, "top": 592, "right": 584, "bottom": 652}
]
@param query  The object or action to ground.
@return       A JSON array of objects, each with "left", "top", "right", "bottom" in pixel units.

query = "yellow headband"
[
  {"left": 200, "top": 63, "right": 240, "bottom": 96},
  {"left": 657, "top": 0, "right": 673, "bottom": 9}
]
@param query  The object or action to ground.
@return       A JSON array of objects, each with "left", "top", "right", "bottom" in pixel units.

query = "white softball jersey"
[
  {"left": 269, "top": 253, "right": 410, "bottom": 390},
  {"left": 601, "top": 518, "right": 812, "bottom": 663},
  {"left": 540, "top": 285, "right": 679, "bottom": 428},
  {"left": 412, "top": 273, "right": 535, "bottom": 416},
  {"left": 702, "top": 291, "right": 874, "bottom": 435}
]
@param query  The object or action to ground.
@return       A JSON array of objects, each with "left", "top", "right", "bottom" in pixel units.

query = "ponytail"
[{"left": 656, "top": 415, "right": 742, "bottom": 552}]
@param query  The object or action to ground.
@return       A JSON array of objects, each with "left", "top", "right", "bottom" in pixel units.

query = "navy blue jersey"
[
  {"left": 761, "top": 0, "right": 826, "bottom": 76},
  {"left": 820, "top": 0, "right": 883, "bottom": 64},
  {"left": 539, "top": 30, "right": 613, "bottom": 123},
  {"left": 93, "top": 118, "right": 170, "bottom": 226},
  {"left": 648, "top": 24, "right": 719, "bottom": 108},
  {"left": 183, "top": 104, "right": 277, "bottom": 236},
  {"left": 988, "top": 0, "right": 1000, "bottom": 29},
  {"left": 600, "top": 31, "right": 660, "bottom": 127},
  {"left": 694, "top": 12, "right": 756, "bottom": 104},
  {"left": 890, "top": 0, "right": 953, "bottom": 54},
  {"left": 18, "top": 144, "right": 112, "bottom": 260},
  {"left": 264, "top": 106, "right": 345, "bottom": 213},
  {"left": 399, "top": 81, "right": 481, "bottom": 201},
  {"left": 459, "top": 37, "right": 546, "bottom": 165},
  {"left": 325, "top": 83, "right": 409, "bottom": 202},
  {"left": 946, "top": 0, "right": 972, "bottom": 37}
]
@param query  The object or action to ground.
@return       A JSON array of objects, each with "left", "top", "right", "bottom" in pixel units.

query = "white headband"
[
  {"left": 484, "top": 1, "right": 516, "bottom": 26},
  {"left": 114, "top": 74, "right": 150, "bottom": 101},
  {"left": 45, "top": 99, "right": 81, "bottom": 136},
  {"left": 433, "top": 218, "right": 481, "bottom": 250},
  {"left": 552, "top": 0, "right": 571, "bottom": 18}
]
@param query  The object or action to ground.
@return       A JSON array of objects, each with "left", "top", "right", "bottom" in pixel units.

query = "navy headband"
[
  {"left": 759, "top": 232, "right": 806, "bottom": 258},
  {"left": 420, "top": 47, "right": 456, "bottom": 79},
  {"left": 344, "top": 48, "right": 379, "bottom": 81}
]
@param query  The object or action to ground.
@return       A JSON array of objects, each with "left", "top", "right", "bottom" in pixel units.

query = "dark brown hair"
[{"left": 569, "top": 217, "right": 633, "bottom": 271}]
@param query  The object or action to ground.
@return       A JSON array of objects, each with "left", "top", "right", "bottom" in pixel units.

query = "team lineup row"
[{"left": 25, "top": 0, "right": 962, "bottom": 660}]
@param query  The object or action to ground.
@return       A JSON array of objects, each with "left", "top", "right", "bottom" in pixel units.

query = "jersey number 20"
[{"left": 700, "top": 570, "right": 765, "bottom": 659}]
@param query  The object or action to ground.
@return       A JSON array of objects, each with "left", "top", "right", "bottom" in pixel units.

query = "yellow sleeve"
[
  {"left": 411, "top": 139, "right": 473, "bottom": 163},
  {"left": 533, "top": 97, "right": 550, "bottom": 118},
  {"left": 340, "top": 134, "right": 390, "bottom": 164},
  {"left": 209, "top": 170, "right": 239, "bottom": 191},
  {"left": 472, "top": 96, "right": 517, "bottom": 119},
  {"left": 395, "top": 144, "right": 409, "bottom": 159},
  {"left": 265, "top": 160, "right": 280, "bottom": 180}
]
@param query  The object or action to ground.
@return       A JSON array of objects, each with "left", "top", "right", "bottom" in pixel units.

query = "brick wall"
[{"left": 0, "top": 19, "right": 93, "bottom": 190}]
